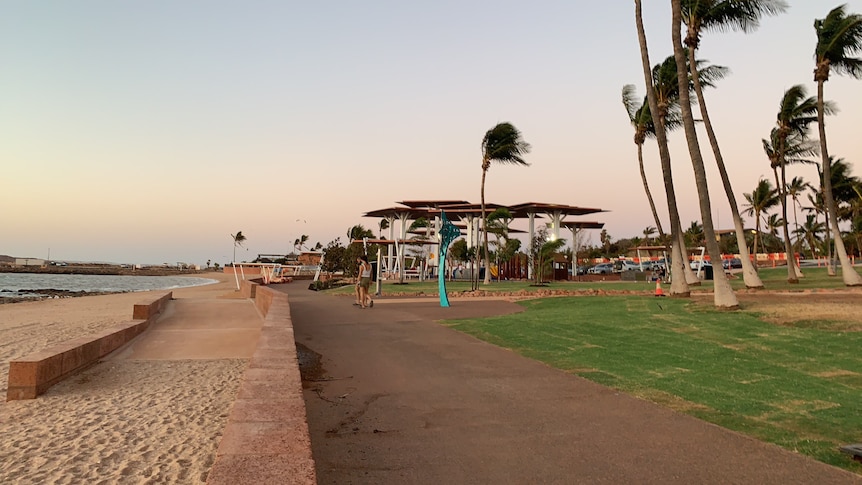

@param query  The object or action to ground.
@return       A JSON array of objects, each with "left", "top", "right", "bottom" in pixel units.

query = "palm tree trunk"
[
  {"left": 817, "top": 80, "right": 862, "bottom": 285},
  {"left": 780, "top": 162, "right": 802, "bottom": 281},
  {"left": 687, "top": 48, "right": 763, "bottom": 289},
  {"left": 753, "top": 210, "right": 761, "bottom": 265},
  {"left": 824, "top": 198, "right": 835, "bottom": 275},
  {"left": 635, "top": 0, "right": 689, "bottom": 297},
  {"left": 671, "top": 0, "right": 737, "bottom": 308},
  {"left": 481, "top": 167, "right": 491, "bottom": 285},
  {"left": 638, "top": 144, "right": 667, "bottom": 243},
  {"left": 677, "top": 222, "right": 701, "bottom": 286},
  {"left": 793, "top": 196, "right": 802, "bottom": 256}
]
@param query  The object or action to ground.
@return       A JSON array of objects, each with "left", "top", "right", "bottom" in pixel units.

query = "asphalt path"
[{"left": 277, "top": 281, "right": 861, "bottom": 484}]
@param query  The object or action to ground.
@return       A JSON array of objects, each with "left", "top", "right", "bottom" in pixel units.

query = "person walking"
[{"left": 354, "top": 255, "right": 373, "bottom": 308}]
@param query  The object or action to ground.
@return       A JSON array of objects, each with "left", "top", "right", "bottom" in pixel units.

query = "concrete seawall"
[{"left": 207, "top": 281, "right": 316, "bottom": 484}]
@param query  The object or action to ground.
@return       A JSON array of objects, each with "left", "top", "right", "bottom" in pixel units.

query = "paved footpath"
[{"left": 278, "top": 282, "right": 861, "bottom": 485}]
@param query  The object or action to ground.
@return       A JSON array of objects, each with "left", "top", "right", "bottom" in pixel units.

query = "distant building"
[
  {"left": 256, "top": 254, "right": 289, "bottom": 262},
  {"left": 297, "top": 251, "right": 322, "bottom": 266}
]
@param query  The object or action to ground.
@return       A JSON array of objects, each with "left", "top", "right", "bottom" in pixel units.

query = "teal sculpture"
[{"left": 437, "top": 210, "right": 461, "bottom": 307}]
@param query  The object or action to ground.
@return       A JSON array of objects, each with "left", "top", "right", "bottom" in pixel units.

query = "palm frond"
[
  {"left": 815, "top": 5, "right": 862, "bottom": 79},
  {"left": 622, "top": 84, "right": 639, "bottom": 121},
  {"left": 482, "top": 122, "right": 531, "bottom": 166},
  {"left": 692, "top": 0, "right": 788, "bottom": 34}
]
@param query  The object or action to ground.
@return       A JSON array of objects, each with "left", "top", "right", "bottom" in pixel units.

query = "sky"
[{"left": 2, "top": 1, "right": 861, "bottom": 266}]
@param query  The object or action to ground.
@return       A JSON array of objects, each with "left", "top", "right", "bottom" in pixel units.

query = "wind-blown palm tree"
[
  {"left": 635, "top": 0, "right": 690, "bottom": 296},
  {"left": 647, "top": 52, "right": 725, "bottom": 287},
  {"left": 830, "top": 157, "right": 862, "bottom": 215},
  {"left": 480, "top": 122, "right": 530, "bottom": 285},
  {"left": 294, "top": 234, "right": 309, "bottom": 253},
  {"left": 766, "top": 213, "right": 785, "bottom": 248},
  {"left": 805, "top": 176, "right": 834, "bottom": 271},
  {"left": 743, "top": 179, "right": 779, "bottom": 261},
  {"left": 787, "top": 176, "right": 812, "bottom": 251},
  {"left": 813, "top": 4, "right": 862, "bottom": 286},
  {"left": 829, "top": 157, "right": 862, "bottom": 257},
  {"left": 680, "top": 0, "right": 786, "bottom": 289},
  {"left": 684, "top": 221, "right": 704, "bottom": 247},
  {"left": 231, "top": 231, "right": 247, "bottom": 263},
  {"left": 765, "top": 85, "right": 822, "bottom": 282},
  {"left": 671, "top": 0, "right": 738, "bottom": 308},
  {"left": 642, "top": 226, "right": 658, "bottom": 245},
  {"left": 622, "top": 86, "right": 668, "bottom": 247},
  {"left": 795, "top": 213, "right": 825, "bottom": 258}
]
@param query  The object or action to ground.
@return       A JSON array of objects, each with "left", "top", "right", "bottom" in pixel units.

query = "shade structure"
[{"left": 362, "top": 200, "right": 608, "bottom": 280}]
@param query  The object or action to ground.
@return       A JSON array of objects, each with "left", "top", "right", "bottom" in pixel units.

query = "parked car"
[
  {"left": 647, "top": 258, "right": 668, "bottom": 270},
  {"left": 690, "top": 260, "right": 712, "bottom": 270},
  {"left": 588, "top": 263, "right": 614, "bottom": 274},
  {"left": 722, "top": 258, "right": 742, "bottom": 269},
  {"left": 571, "top": 265, "right": 589, "bottom": 276},
  {"left": 614, "top": 260, "right": 642, "bottom": 272}
]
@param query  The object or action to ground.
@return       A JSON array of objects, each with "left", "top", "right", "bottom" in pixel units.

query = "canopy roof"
[
  {"left": 560, "top": 221, "right": 605, "bottom": 230},
  {"left": 396, "top": 200, "right": 470, "bottom": 209},
  {"left": 365, "top": 201, "right": 607, "bottom": 221},
  {"left": 507, "top": 202, "right": 607, "bottom": 218},
  {"left": 363, "top": 206, "right": 432, "bottom": 220}
]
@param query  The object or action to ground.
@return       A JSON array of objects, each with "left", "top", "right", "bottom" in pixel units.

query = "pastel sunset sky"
[{"left": 2, "top": 1, "right": 860, "bottom": 265}]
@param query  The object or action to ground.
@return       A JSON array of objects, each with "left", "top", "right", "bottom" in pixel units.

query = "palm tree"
[
  {"left": 671, "top": 0, "right": 738, "bottom": 308},
  {"left": 622, "top": 86, "right": 668, "bottom": 246},
  {"left": 684, "top": 221, "right": 704, "bottom": 247},
  {"left": 642, "top": 225, "right": 658, "bottom": 245},
  {"left": 743, "top": 179, "right": 779, "bottom": 260},
  {"left": 533, "top": 232, "right": 567, "bottom": 285},
  {"left": 767, "top": 84, "right": 824, "bottom": 282},
  {"left": 795, "top": 213, "right": 825, "bottom": 258},
  {"left": 805, "top": 177, "right": 834, "bottom": 271},
  {"left": 813, "top": 4, "right": 862, "bottom": 286},
  {"left": 294, "top": 234, "right": 310, "bottom": 253},
  {"left": 680, "top": 0, "right": 786, "bottom": 289},
  {"left": 831, "top": 157, "right": 862, "bottom": 213},
  {"left": 787, "top": 176, "right": 812, "bottom": 251},
  {"left": 651, "top": 53, "right": 725, "bottom": 288},
  {"left": 830, "top": 157, "right": 862, "bottom": 258},
  {"left": 480, "top": 122, "right": 530, "bottom": 285},
  {"left": 231, "top": 231, "right": 247, "bottom": 263},
  {"left": 635, "top": 0, "right": 690, "bottom": 297},
  {"left": 765, "top": 213, "right": 785, "bottom": 248}
]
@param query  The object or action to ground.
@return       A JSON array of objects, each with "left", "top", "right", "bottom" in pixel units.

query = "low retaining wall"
[
  {"left": 207, "top": 285, "right": 316, "bottom": 484},
  {"left": 240, "top": 278, "right": 258, "bottom": 299},
  {"left": 6, "top": 292, "right": 173, "bottom": 401}
]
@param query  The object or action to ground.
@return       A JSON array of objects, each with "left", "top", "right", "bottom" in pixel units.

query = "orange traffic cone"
[{"left": 654, "top": 280, "right": 665, "bottom": 297}]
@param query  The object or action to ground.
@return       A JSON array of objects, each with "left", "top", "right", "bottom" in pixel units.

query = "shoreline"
[
  {"left": 0, "top": 266, "right": 217, "bottom": 277},
  {"left": 0, "top": 272, "right": 224, "bottom": 304}
]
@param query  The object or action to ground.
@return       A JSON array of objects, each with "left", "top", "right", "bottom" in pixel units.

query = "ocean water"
[{"left": 0, "top": 273, "right": 219, "bottom": 299}]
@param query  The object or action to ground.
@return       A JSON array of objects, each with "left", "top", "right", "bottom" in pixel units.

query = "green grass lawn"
[
  {"left": 441, "top": 288, "right": 862, "bottom": 473},
  {"left": 325, "top": 266, "right": 853, "bottom": 297}
]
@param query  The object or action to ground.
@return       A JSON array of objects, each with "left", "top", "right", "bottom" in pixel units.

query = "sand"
[{"left": 0, "top": 272, "right": 249, "bottom": 484}]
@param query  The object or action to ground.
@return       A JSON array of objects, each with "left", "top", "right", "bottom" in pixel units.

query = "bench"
[{"left": 840, "top": 444, "right": 862, "bottom": 463}]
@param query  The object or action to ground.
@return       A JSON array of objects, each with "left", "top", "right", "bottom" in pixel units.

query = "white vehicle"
[
  {"left": 588, "top": 263, "right": 614, "bottom": 274},
  {"left": 615, "top": 260, "right": 641, "bottom": 272}
]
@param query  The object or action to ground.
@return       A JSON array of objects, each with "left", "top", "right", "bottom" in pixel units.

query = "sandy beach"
[{"left": 0, "top": 272, "right": 248, "bottom": 484}]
